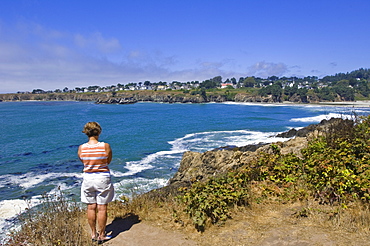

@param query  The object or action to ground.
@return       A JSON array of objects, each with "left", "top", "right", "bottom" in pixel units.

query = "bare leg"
[
  {"left": 97, "top": 204, "right": 108, "bottom": 239},
  {"left": 87, "top": 203, "right": 97, "bottom": 239}
]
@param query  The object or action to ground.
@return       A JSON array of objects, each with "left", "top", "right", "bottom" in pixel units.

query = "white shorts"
[{"left": 81, "top": 173, "right": 114, "bottom": 205}]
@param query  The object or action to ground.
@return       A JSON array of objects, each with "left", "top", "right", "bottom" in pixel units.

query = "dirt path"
[
  {"left": 96, "top": 205, "right": 370, "bottom": 246},
  {"left": 98, "top": 217, "right": 369, "bottom": 246},
  {"left": 101, "top": 217, "right": 197, "bottom": 246}
]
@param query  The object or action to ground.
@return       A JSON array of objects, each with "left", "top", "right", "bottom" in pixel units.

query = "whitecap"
[
  {"left": 290, "top": 113, "right": 353, "bottom": 123},
  {"left": 119, "top": 143, "right": 189, "bottom": 177},
  {"left": 0, "top": 172, "right": 82, "bottom": 189},
  {"left": 222, "top": 131, "right": 288, "bottom": 146},
  {"left": 121, "top": 160, "right": 155, "bottom": 177},
  {"left": 114, "top": 177, "right": 168, "bottom": 197},
  {"left": 222, "top": 102, "right": 287, "bottom": 107},
  {"left": 0, "top": 182, "right": 82, "bottom": 239},
  {"left": 169, "top": 129, "right": 284, "bottom": 153},
  {"left": 110, "top": 170, "right": 128, "bottom": 177},
  {"left": 0, "top": 199, "right": 40, "bottom": 220},
  {"left": 0, "top": 198, "right": 41, "bottom": 237}
]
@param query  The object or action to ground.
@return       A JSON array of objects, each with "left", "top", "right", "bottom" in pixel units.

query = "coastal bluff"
[
  {"left": 0, "top": 90, "right": 322, "bottom": 103},
  {"left": 152, "top": 118, "right": 350, "bottom": 195},
  {"left": 0, "top": 91, "right": 277, "bottom": 103}
]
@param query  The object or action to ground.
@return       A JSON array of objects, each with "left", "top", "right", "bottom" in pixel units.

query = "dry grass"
[
  {"left": 190, "top": 201, "right": 370, "bottom": 245},
  {"left": 4, "top": 183, "right": 370, "bottom": 245},
  {"left": 106, "top": 188, "right": 210, "bottom": 243},
  {"left": 3, "top": 191, "right": 91, "bottom": 246},
  {"left": 116, "top": 183, "right": 370, "bottom": 245}
]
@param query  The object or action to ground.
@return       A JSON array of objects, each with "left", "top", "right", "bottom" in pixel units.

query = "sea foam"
[
  {"left": 0, "top": 172, "right": 82, "bottom": 189},
  {"left": 114, "top": 177, "right": 168, "bottom": 197},
  {"left": 0, "top": 198, "right": 41, "bottom": 238},
  {"left": 290, "top": 113, "right": 352, "bottom": 123}
]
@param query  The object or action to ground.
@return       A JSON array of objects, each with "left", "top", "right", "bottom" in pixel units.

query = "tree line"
[
  {"left": 258, "top": 68, "right": 370, "bottom": 102},
  {"left": 26, "top": 68, "right": 370, "bottom": 102}
]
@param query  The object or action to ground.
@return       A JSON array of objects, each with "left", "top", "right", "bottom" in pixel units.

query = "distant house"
[
  {"left": 170, "top": 85, "right": 182, "bottom": 90},
  {"left": 127, "top": 86, "right": 137, "bottom": 91},
  {"left": 156, "top": 85, "right": 168, "bottom": 90},
  {"left": 282, "top": 82, "right": 295, "bottom": 88},
  {"left": 317, "top": 83, "right": 327, "bottom": 88},
  {"left": 181, "top": 85, "right": 191, "bottom": 90},
  {"left": 139, "top": 85, "right": 153, "bottom": 90},
  {"left": 220, "top": 83, "right": 235, "bottom": 89}
]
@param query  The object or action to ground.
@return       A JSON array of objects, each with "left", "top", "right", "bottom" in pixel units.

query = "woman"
[{"left": 78, "top": 122, "right": 114, "bottom": 243}]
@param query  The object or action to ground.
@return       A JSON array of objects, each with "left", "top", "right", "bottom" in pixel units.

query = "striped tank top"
[{"left": 79, "top": 142, "right": 110, "bottom": 173}]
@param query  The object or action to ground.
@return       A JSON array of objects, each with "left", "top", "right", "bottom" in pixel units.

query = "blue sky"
[{"left": 0, "top": 0, "right": 369, "bottom": 93}]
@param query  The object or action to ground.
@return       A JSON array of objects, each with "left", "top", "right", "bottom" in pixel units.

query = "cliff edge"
[{"left": 166, "top": 118, "right": 350, "bottom": 190}]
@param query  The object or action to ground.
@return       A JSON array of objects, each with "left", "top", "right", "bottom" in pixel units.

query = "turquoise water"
[{"left": 0, "top": 101, "right": 368, "bottom": 232}]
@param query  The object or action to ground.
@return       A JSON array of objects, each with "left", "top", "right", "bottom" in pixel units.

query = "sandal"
[
  {"left": 92, "top": 233, "right": 99, "bottom": 242},
  {"left": 97, "top": 235, "right": 112, "bottom": 244}
]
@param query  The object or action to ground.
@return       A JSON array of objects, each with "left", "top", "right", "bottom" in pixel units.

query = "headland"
[{"left": 1, "top": 90, "right": 370, "bottom": 106}]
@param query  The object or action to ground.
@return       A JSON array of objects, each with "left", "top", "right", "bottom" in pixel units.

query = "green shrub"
[
  {"left": 179, "top": 116, "right": 370, "bottom": 231},
  {"left": 179, "top": 171, "right": 249, "bottom": 231},
  {"left": 302, "top": 116, "right": 370, "bottom": 203},
  {"left": 225, "top": 91, "right": 237, "bottom": 101}
]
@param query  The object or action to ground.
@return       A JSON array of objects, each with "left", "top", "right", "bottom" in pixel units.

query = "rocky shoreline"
[
  {"left": 148, "top": 118, "right": 349, "bottom": 197},
  {"left": 0, "top": 91, "right": 357, "bottom": 104},
  {"left": 0, "top": 91, "right": 275, "bottom": 103}
]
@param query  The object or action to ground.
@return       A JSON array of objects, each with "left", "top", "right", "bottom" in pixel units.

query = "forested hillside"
[{"left": 3, "top": 68, "right": 370, "bottom": 103}]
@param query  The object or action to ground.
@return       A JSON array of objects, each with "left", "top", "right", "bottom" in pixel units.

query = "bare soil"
[{"left": 94, "top": 202, "right": 370, "bottom": 246}]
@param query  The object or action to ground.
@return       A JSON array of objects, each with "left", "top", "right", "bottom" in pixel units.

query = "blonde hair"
[{"left": 82, "top": 122, "right": 102, "bottom": 137}]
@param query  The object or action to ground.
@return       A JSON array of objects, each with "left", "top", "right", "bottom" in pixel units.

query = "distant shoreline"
[
  {"left": 1, "top": 92, "right": 370, "bottom": 107},
  {"left": 2, "top": 98, "right": 370, "bottom": 108},
  {"left": 224, "top": 101, "right": 370, "bottom": 108},
  {"left": 317, "top": 101, "right": 370, "bottom": 107},
  {"left": 275, "top": 100, "right": 370, "bottom": 108}
]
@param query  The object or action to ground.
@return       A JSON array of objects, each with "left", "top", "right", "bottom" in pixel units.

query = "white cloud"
[
  {"left": 247, "top": 61, "right": 289, "bottom": 77},
  {"left": 74, "top": 32, "right": 121, "bottom": 54},
  {"left": 0, "top": 22, "right": 155, "bottom": 92},
  {"left": 0, "top": 21, "right": 283, "bottom": 93}
]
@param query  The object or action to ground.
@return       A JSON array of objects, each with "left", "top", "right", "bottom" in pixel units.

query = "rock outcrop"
[
  {"left": 96, "top": 97, "right": 137, "bottom": 104},
  {"left": 0, "top": 90, "right": 354, "bottom": 104},
  {"left": 168, "top": 137, "right": 309, "bottom": 187},
  {"left": 0, "top": 92, "right": 311, "bottom": 104},
  {"left": 167, "top": 118, "right": 350, "bottom": 189},
  {"left": 0, "top": 93, "right": 107, "bottom": 102},
  {"left": 234, "top": 93, "right": 276, "bottom": 103}
]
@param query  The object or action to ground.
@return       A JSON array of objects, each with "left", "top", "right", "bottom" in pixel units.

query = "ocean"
[{"left": 0, "top": 101, "right": 369, "bottom": 234}]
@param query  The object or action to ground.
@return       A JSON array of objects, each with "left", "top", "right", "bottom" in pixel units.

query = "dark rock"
[
  {"left": 276, "top": 128, "right": 298, "bottom": 138},
  {"left": 96, "top": 97, "right": 137, "bottom": 104},
  {"left": 276, "top": 118, "right": 352, "bottom": 138},
  {"left": 235, "top": 143, "right": 268, "bottom": 152}
]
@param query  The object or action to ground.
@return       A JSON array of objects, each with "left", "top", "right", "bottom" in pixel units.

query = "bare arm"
[
  {"left": 105, "top": 143, "right": 112, "bottom": 164},
  {"left": 77, "top": 145, "right": 83, "bottom": 163}
]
